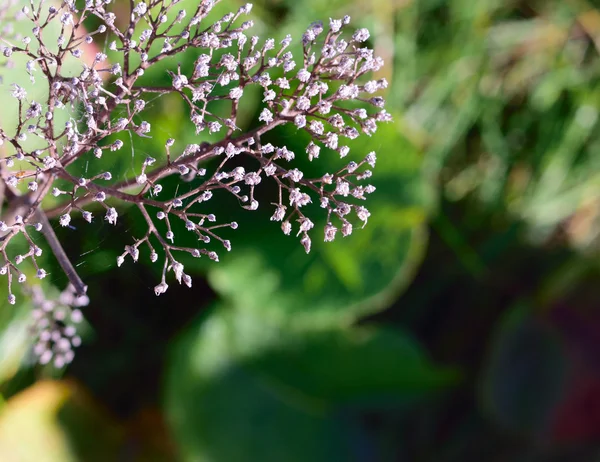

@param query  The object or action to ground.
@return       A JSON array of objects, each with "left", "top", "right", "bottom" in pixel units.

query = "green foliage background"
[{"left": 1, "top": 0, "right": 600, "bottom": 460}]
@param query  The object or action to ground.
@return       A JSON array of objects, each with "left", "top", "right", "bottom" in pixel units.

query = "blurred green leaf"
[
  {"left": 0, "top": 296, "right": 30, "bottom": 386},
  {"left": 205, "top": 122, "right": 431, "bottom": 325},
  {"left": 165, "top": 304, "right": 457, "bottom": 462},
  {"left": 246, "top": 326, "right": 460, "bottom": 406}
]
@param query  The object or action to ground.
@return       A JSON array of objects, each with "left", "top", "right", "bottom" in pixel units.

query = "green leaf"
[
  {"left": 0, "top": 295, "right": 31, "bottom": 386},
  {"left": 246, "top": 326, "right": 460, "bottom": 406},
  {"left": 165, "top": 304, "right": 458, "bottom": 462},
  {"left": 206, "top": 122, "right": 432, "bottom": 325}
]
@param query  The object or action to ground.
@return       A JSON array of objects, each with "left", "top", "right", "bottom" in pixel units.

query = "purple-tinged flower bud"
[
  {"left": 105, "top": 207, "right": 118, "bottom": 225},
  {"left": 154, "top": 283, "right": 169, "bottom": 296},
  {"left": 59, "top": 214, "right": 71, "bottom": 227},
  {"left": 300, "top": 234, "right": 311, "bottom": 253}
]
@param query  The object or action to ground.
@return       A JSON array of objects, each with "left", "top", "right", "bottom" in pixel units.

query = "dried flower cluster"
[
  {"left": 28, "top": 283, "right": 88, "bottom": 367},
  {"left": 0, "top": 0, "right": 390, "bottom": 309}
]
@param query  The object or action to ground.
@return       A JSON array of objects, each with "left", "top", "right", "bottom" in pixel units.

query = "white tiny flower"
[
  {"left": 365, "top": 151, "right": 377, "bottom": 167},
  {"left": 356, "top": 206, "right": 370, "bottom": 226},
  {"left": 110, "top": 63, "right": 122, "bottom": 75},
  {"left": 59, "top": 214, "right": 71, "bottom": 227},
  {"left": 275, "top": 77, "right": 290, "bottom": 89},
  {"left": 297, "top": 68, "right": 311, "bottom": 82},
  {"left": 105, "top": 207, "right": 118, "bottom": 225},
  {"left": 259, "top": 108, "right": 273, "bottom": 124},
  {"left": 324, "top": 223, "right": 337, "bottom": 242},
  {"left": 82, "top": 211, "right": 93, "bottom": 223},
  {"left": 309, "top": 120, "right": 324, "bottom": 135},
  {"left": 245, "top": 172, "right": 262, "bottom": 185},
  {"left": 335, "top": 178, "right": 350, "bottom": 196},
  {"left": 137, "top": 121, "right": 151, "bottom": 134},
  {"left": 229, "top": 87, "right": 244, "bottom": 99},
  {"left": 172, "top": 73, "right": 188, "bottom": 90},
  {"left": 299, "top": 217, "right": 314, "bottom": 233},
  {"left": 285, "top": 168, "right": 303, "bottom": 182},
  {"left": 60, "top": 12, "right": 73, "bottom": 25},
  {"left": 330, "top": 18, "right": 343, "bottom": 33},
  {"left": 111, "top": 140, "right": 124, "bottom": 151},
  {"left": 300, "top": 234, "right": 311, "bottom": 253},
  {"left": 264, "top": 164, "right": 277, "bottom": 176},
  {"left": 11, "top": 84, "right": 27, "bottom": 100},
  {"left": 263, "top": 89, "right": 276, "bottom": 102},
  {"left": 133, "top": 1, "right": 148, "bottom": 16},
  {"left": 154, "top": 282, "right": 169, "bottom": 296},
  {"left": 352, "top": 28, "right": 370, "bottom": 43},
  {"left": 306, "top": 142, "right": 320, "bottom": 160},
  {"left": 342, "top": 221, "right": 353, "bottom": 236},
  {"left": 172, "top": 261, "right": 184, "bottom": 282},
  {"left": 271, "top": 206, "right": 286, "bottom": 222},
  {"left": 296, "top": 96, "right": 311, "bottom": 111}
]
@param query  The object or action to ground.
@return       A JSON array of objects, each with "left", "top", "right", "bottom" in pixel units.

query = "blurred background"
[{"left": 2, "top": 0, "right": 600, "bottom": 460}]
